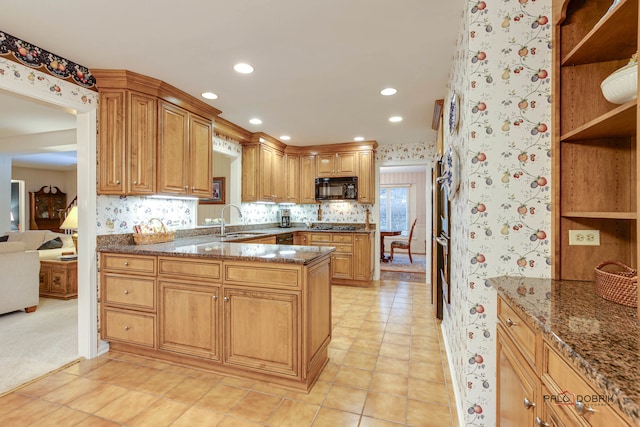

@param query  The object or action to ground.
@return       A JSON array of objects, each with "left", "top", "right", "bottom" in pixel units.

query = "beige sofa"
[
  {"left": 0, "top": 242, "right": 40, "bottom": 315},
  {"left": 3, "top": 230, "right": 75, "bottom": 260}
]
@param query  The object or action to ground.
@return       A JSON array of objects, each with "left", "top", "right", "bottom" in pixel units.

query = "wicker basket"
[
  {"left": 594, "top": 260, "right": 638, "bottom": 307},
  {"left": 133, "top": 218, "right": 175, "bottom": 245}
]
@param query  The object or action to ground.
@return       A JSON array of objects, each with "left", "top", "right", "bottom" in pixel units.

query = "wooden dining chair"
[{"left": 390, "top": 219, "right": 417, "bottom": 263}]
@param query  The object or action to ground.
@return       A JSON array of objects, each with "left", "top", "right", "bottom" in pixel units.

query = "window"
[{"left": 380, "top": 185, "right": 410, "bottom": 235}]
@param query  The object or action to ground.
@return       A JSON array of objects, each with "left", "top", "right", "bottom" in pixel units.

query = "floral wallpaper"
[
  {"left": 376, "top": 141, "right": 435, "bottom": 163},
  {"left": 442, "top": 0, "right": 552, "bottom": 425}
]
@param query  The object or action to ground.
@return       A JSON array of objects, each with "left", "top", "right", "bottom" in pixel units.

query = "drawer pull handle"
[
  {"left": 124, "top": 326, "right": 130, "bottom": 331},
  {"left": 506, "top": 318, "right": 517, "bottom": 327},
  {"left": 124, "top": 290, "right": 129, "bottom": 295},
  {"left": 124, "top": 261, "right": 129, "bottom": 266},
  {"left": 212, "top": 295, "right": 218, "bottom": 301},
  {"left": 575, "top": 401, "right": 595, "bottom": 416},
  {"left": 535, "top": 417, "right": 549, "bottom": 426},
  {"left": 224, "top": 297, "right": 229, "bottom": 302},
  {"left": 523, "top": 397, "right": 536, "bottom": 410}
]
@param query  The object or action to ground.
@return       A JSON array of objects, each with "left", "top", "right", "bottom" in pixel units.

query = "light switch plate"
[{"left": 568, "top": 230, "right": 600, "bottom": 246}]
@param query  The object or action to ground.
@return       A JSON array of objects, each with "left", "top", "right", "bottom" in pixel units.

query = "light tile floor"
[{"left": 0, "top": 277, "right": 458, "bottom": 426}]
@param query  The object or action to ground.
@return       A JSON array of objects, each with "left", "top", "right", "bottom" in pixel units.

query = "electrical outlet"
[{"left": 568, "top": 230, "right": 600, "bottom": 246}]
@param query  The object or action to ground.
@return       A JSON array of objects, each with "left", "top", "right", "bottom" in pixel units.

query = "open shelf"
[
  {"left": 562, "top": 0, "right": 638, "bottom": 66},
  {"left": 560, "top": 100, "right": 637, "bottom": 141},
  {"left": 563, "top": 211, "right": 637, "bottom": 220}
]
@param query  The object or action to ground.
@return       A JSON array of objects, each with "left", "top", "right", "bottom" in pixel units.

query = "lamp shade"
[{"left": 60, "top": 206, "right": 78, "bottom": 230}]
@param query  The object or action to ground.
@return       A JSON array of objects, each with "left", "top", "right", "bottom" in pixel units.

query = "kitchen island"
[
  {"left": 490, "top": 276, "right": 640, "bottom": 426},
  {"left": 98, "top": 235, "right": 334, "bottom": 392}
]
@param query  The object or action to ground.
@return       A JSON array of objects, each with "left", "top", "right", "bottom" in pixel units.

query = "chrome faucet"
[{"left": 219, "top": 204, "right": 243, "bottom": 236}]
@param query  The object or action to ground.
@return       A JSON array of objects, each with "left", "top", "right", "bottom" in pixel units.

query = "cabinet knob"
[
  {"left": 523, "top": 397, "right": 536, "bottom": 410},
  {"left": 124, "top": 290, "right": 129, "bottom": 295},
  {"left": 124, "top": 326, "right": 130, "bottom": 331},
  {"left": 124, "top": 261, "right": 129, "bottom": 266},
  {"left": 212, "top": 295, "right": 218, "bottom": 301},
  {"left": 185, "top": 186, "right": 189, "bottom": 190},
  {"left": 506, "top": 318, "right": 517, "bottom": 327},
  {"left": 574, "top": 401, "right": 595, "bottom": 416},
  {"left": 133, "top": 180, "right": 137, "bottom": 185},
  {"left": 535, "top": 417, "right": 549, "bottom": 427},
  {"left": 116, "top": 180, "right": 120, "bottom": 185},
  {"left": 224, "top": 297, "right": 229, "bottom": 302}
]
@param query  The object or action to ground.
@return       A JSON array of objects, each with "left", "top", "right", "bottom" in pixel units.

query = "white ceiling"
[{"left": 0, "top": 0, "right": 462, "bottom": 168}]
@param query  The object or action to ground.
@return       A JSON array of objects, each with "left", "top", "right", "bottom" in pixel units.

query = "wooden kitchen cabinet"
[
  {"left": 308, "top": 232, "right": 372, "bottom": 286},
  {"left": 99, "top": 252, "right": 331, "bottom": 391},
  {"left": 354, "top": 232, "right": 374, "bottom": 281},
  {"left": 299, "top": 154, "right": 317, "bottom": 204},
  {"left": 242, "top": 134, "right": 286, "bottom": 203},
  {"left": 93, "top": 69, "right": 220, "bottom": 198},
  {"left": 316, "top": 152, "right": 358, "bottom": 177},
  {"left": 552, "top": 0, "right": 639, "bottom": 286},
  {"left": 285, "top": 153, "right": 300, "bottom": 203},
  {"left": 97, "top": 89, "right": 156, "bottom": 195},
  {"left": 157, "top": 101, "right": 213, "bottom": 197},
  {"left": 357, "top": 150, "right": 375, "bottom": 204}
]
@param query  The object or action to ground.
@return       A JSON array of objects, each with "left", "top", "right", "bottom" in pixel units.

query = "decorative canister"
[{"left": 601, "top": 53, "right": 638, "bottom": 104}]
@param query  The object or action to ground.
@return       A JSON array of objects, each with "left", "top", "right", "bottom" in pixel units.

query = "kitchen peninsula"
[{"left": 98, "top": 233, "right": 334, "bottom": 392}]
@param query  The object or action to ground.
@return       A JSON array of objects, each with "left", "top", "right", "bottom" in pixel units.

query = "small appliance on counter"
[{"left": 278, "top": 208, "right": 291, "bottom": 228}]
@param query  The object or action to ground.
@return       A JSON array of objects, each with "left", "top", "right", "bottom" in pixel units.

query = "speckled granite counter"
[
  {"left": 97, "top": 234, "right": 334, "bottom": 265},
  {"left": 489, "top": 276, "right": 640, "bottom": 421}
]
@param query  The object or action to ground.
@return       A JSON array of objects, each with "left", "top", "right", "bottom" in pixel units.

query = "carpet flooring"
[
  {"left": 380, "top": 253, "right": 427, "bottom": 274},
  {"left": 0, "top": 297, "right": 79, "bottom": 396}
]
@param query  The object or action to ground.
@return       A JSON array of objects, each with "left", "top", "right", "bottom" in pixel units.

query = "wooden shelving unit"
[{"left": 552, "top": 0, "right": 639, "bottom": 294}]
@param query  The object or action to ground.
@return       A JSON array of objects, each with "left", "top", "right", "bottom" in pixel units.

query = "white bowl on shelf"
[{"left": 601, "top": 60, "right": 638, "bottom": 104}]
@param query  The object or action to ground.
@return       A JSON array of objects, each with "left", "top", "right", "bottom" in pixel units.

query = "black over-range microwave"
[{"left": 315, "top": 177, "right": 358, "bottom": 201}]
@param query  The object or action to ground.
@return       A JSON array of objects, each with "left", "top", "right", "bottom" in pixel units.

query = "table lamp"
[{"left": 60, "top": 206, "right": 78, "bottom": 251}]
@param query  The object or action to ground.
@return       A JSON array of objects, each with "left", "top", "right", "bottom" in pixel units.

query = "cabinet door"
[
  {"left": 98, "top": 90, "right": 126, "bottom": 194},
  {"left": 335, "top": 152, "right": 357, "bottom": 176},
  {"left": 159, "top": 281, "right": 220, "bottom": 361},
  {"left": 306, "top": 260, "right": 331, "bottom": 369},
  {"left": 39, "top": 267, "right": 50, "bottom": 293},
  {"left": 497, "top": 327, "right": 538, "bottom": 427},
  {"left": 49, "top": 267, "right": 68, "bottom": 295},
  {"left": 128, "top": 92, "right": 156, "bottom": 195},
  {"left": 357, "top": 150, "right": 375, "bottom": 204},
  {"left": 259, "top": 145, "right": 274, "bottom": 201},
  {"left": 157, "top": 101, "right": 189, "bottom": 195},
  {"left": 331, "top": 253, "right": 353, "bottom": 280},
  {"left": 189, "top": 114, "right": 213, "bottom": 198},
  {"left": 285, "top": 154, "right": 300, "bottom": 203},
  {"left": 354, "top": 234, "right": 372, "bottom": 281},
  {"left": 294, "top": 232, "right": 308, "bottom": 245},
  {"left": 316, "top": 153, "right": 336, "bottom": 177},
  {"left": 300, "top": 155, "right": 317, "bottom": 204},
  {"left": 272, "top": 150, "right": 285, "bottom": 203},
  {"left": 242, "top": 144, "right": 259, "bottom": 202},
  {"left": 223, "top": 287, "right": 299, "bottom": 377}
]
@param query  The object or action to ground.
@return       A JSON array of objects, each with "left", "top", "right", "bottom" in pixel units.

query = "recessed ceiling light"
[
  {"left": 380, "top": 88, "right": 397, "bottom": 96},
  {"left": 354, "top": 136, "right": 365, "bottom": 142},
  {"left": 280, "top": 135, "right": 291, "bottom": 141},
  {"left": 389, "top": 116, "right": 403, "bottom": 123},
  {"left": 201, "top": 92, "right": 218, "bottom": 100},
  {"left": 249, "top": 118, "right": 262, "bottom": 125},
  {"left": 234, "top": 63, "right": 254, "bottom": 74}
]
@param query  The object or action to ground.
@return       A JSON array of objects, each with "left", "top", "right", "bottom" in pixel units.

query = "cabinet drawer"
[
  {"left": 333, "top": 244, "right": 353, "bottom": 253},
  {"left": 331, "top": 234, "right": 353, "bottom": 243},
  {"left": 309, "top": 233, "right": 331, "bottom": 243},
  {"left": 102, "top": 254, "right": 156, "bottom": 275},
  {"left": 158, "top": 257, "right": 221, "bottom": 282},
  {"left": 103, "top": 273, "right": 156, "bottom": 311},
  {"left": 542, "top": 342, "right": 631, "bottom": 427},
  {"left": 497, "top": 297, "right": 535, "bottom": 367},
  {"left": 224, "top": 262, "right": 301, "bottom": 289},
  {"left": 103, "top": 309, "right": 155, "bottom": 348}
]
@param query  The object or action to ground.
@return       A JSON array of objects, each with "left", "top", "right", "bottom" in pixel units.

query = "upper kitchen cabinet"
[
  {"left": 357, "top": 149, "right": 375, "bottom": 204},
  {"left": 241, "top": 134, "right": 287, "bottom": 203},
  {"left": 299, "top": 153, "right": 317, "bottom": 204},
  {"left": 93, "top": 70, "right": 221, "bottom": 197},
  {"left": 316, "top": 152, "right": 357, "bottom": 177},
  {"left": 552, "top": 0, "right": 639, "bottom": 283},
  {"left": 284, "top": 152, "right": 300, "bottom": 204}
]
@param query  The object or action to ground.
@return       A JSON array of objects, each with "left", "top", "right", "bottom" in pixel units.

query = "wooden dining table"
[{"left": 380, "top": 230, "right": 402, "bottom": 262}]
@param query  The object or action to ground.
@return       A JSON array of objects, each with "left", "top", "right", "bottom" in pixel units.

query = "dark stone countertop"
[
  {"left": 97, "top": 234, "right": 335, "bottom": 265},
  {"left": 489, "top": 276, "right": 640, "bottom": 422}
]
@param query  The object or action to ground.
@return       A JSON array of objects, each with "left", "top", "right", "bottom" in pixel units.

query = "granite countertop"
[
  {"left": 489, "top": 276, "right": 640, "bottom": 421},
  {"left": 98, "top": 234, "right": 335, "bottom": 265}
]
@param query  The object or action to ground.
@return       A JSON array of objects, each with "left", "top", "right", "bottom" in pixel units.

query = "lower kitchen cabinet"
[
  {"left": 159, "top": 281, "right": 220, "bottom": 361},
  {"left": 224, "top": 287, "right": 298, "bottom": 377},
  {"left": 99, "top": 251, "right": 331, "bottom": 391}
]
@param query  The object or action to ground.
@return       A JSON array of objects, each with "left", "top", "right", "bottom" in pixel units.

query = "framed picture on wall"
[{"left": 199, "top": 177, "right": 225, "bottom": 205}]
